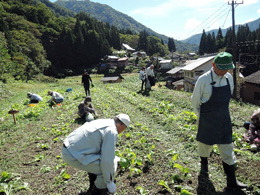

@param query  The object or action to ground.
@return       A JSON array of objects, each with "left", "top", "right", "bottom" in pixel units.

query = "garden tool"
[
  {"left": 8, "top": 109, "right": 19, "bottom": 124},
  {"left": 222, "top": 161, "right": 247, "bottom": 189}
]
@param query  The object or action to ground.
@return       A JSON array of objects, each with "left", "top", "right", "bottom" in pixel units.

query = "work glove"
[
  {"left": 114, "top": 156, "right": 120, "bottom": 172},
  {"left": 107, "top": 182, "right": 116, "bottom": 194}
]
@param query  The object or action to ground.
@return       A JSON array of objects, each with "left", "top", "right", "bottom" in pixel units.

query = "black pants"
[
  {"left": 141, "top": 80, "right": 145, "bottom": 90},
  {"left": 30, "top": 99, "right": 39, "bottom": 103},
  {"left": 84, "top": 84, "right": 90, "bottom": 96},
  {"left": 148, "top": 76, "right": 155, "bottom": 86}
]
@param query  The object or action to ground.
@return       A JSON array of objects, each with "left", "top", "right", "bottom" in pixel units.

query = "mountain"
[
  {"left": 182, "top": 17, "right": 260, "bottom": 45},
  {"left": 54, "top": 0, "right": 198, "bottom": 52},
  {"left": 55, "top": 0, "right": 167, "bottom": 40}
]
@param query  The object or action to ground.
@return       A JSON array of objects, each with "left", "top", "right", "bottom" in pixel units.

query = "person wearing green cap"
[
  {"left": 62, "top": 114, "right": 130, "bottom": 194},
  {"left": 191, "top": 52, "right": 247, "bottom": 190}
]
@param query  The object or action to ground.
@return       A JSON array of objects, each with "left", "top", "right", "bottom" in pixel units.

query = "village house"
[
  {"left": 240, "top": 70, "right": 260, "bottom": 106},
  {"left": 171, "top": 79, "right": 184, "bottom": 90},
  {"left": 101, "top": 55, "right": 119, "bottom": 68},
  {"left": 159, "top": 59, "right": 173, "bottom": 70},
  {"left": 101, "top": 74, "right": 124, "bottom": 83},
  {"left": 132, "top": 51, "right": 147, "bottom": 58},
  {"left": 182, "top": 56, "right": 215, "bottom": 92},
  {"left": 165, "top": 66, "right": 185, "bottom": 89},
  {"left": 117, "top": 57, "right": 128, "bottom": 68},
  {"left": 166, "top": 65, "right": 185, "bottom": 79},
  {"left": 187, "top": 52, "right": 196, "bottom": 59},
  {"left": 122, "top": 43, "right": 135, "bottom": 53}
]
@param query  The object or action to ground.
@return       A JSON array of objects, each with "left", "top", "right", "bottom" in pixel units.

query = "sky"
[{"left": 51, "top": 0, "right": 260, "bottom": 40}]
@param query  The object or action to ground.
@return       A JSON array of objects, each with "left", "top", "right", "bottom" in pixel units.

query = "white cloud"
[
  {"left": 238, "top": 0, "right": 259, "bottom": 6},
  {"left": 130, "top": 0, "right": 180, "bottom": 17},
  {"left": 185, "top": 0, "right": 220, "bottom": 8},
  {"left": 258, "top": 8, "right": 260, "bottom": 14},
  {"left": 185, "top": 18, "right": 202, "bottom": 30},
  {"left": 243, "top": 0, "right": 258, "bottom": 5},
  {"left": 244, "top": 18, "right": 255, "bottom": 23}
]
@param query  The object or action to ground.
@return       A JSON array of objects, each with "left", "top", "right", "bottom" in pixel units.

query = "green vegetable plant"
[
  {"left": 158, "top": 180, "right": 173, "bottom": 194},
  {"left": 0, "top": 172, "right": 30, "bottom": 194},
  {"left": 136, "top": 186, "right": 148, "bottom": 195},
  {"left": 55, "top": 170, "right": 71, "bottom": 185},
  {"left": 173, "top": 163, "right": 190, "bottom": 181}
]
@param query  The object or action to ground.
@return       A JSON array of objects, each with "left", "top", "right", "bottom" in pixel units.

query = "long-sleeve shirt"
[
  {"left": 146, "top": 67, "right": 154, "bottom": 78},
  {"left": 31, "top": 94, "right": 43, "bottom": 101},
  {"left": 139, "top": 70, "right": 145, "bottom": 80},
  {"left": 78, "top": 101, "right": 97, "bottom": 117},
  {"left": 63, "top": 119, "right": 118, "bottom": 185},
  {"left": 82, "top": 74, "right": 92, "bottom": 85},
  {"left": 48, "top": 91, "right": 63, "bottom": 102},
  {"left": 191, "top": 68, "right": 234, "bottom": 115}
]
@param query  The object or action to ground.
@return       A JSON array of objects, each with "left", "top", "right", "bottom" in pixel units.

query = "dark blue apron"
[{"left": 196, "top": 71, "right": 232, "bottom": 145}]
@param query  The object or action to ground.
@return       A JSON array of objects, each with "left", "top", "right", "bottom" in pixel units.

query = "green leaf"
[
  {"left": 120, "top": 157, "right": 130, "bottom": 169},
  {"left": 0, "top": 172, "right": 11, "bottom": 182},
  {"left": 181, "top": 189, "right": 193, "bottom": 195}
]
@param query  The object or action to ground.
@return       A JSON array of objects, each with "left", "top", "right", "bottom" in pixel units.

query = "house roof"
[
  {"left": 101, "top": 77, "right": 122, "bottom": 81},
  {"left": 122, "top": 43, "right": 135, "bottom": 51},
  {"left": 182, "top": 56, "right": 215, "bottom": 71},
  {"left": 118, "top": 57, "right": 128, "bottom": 61},
  {"left": 159, "top": 60, "right": 172, "bottom": 64},
  {"left": 172, "top": 79, "right": 184, "bottom": 85},
  {"left": 106, "top": 55, "right": 119, "bottom": 60},
  {"left": 245, "top": 70, "right": 260, "bottom": 84},
  {"left": 133, "top": 51, "right": 146, "bottom": 55},
  {"left": 166, "top": 66, "right": 185, "bottom": 74},
  {"left": 184, "top": 78, "right": 197, "bottom": 85}
]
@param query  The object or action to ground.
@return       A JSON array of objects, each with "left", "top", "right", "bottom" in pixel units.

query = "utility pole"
[{"left": 228, "top": 0, "right": 243, "bottom": 99}]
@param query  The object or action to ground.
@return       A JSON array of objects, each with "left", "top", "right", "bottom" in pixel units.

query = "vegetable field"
[{"left": 0, "top": 74, "right": 259, "bottom": 195}]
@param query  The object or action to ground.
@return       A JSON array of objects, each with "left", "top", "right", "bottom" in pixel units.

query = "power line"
[
  {"left": 222, "top": 6, "right": 232, "bottom": 28},
  {"left": 181, "top": 3, "right": 231, "bottom": 40}
]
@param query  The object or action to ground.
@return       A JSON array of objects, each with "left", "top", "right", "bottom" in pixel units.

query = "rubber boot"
[
  {"left": 222, "top": 161, "right": 247, "bottom": 189},
  {"left": 91, "top": 185, "right": 108, "bottom": 195},
  {"left": 200, "top": 157, "right": 209, "bottom": 177},
  {"left": 88, "top": 173, "right": 97, "bottom": 192}
]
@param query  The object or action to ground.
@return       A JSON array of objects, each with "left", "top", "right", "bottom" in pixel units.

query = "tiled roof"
[
  {"left": 245, "top": 70, "right": 260, "bottom": 84},
  {"left": 182, "top": 56, "right": 215, "bottom": 71},
  {"left": 166, "top": 66, "right": 184, "bottom": 74}
]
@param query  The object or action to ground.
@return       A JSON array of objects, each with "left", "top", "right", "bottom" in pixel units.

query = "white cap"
[{"left": 116, "top": 114, "right": 130, "bottom": 127}]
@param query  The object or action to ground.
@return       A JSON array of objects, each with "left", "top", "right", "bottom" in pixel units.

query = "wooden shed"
[
  {"left": 240, "top": 70, "right": 260, "bottom": 106},
  {"left": 117, "top": 57, "right": 128, "bottom": 68},
  {"left": 101, "top": 74, "right": 124, "bottom": 83}
]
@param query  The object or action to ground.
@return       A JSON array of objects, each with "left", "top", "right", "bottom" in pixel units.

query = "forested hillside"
[
  {"left": 0, "top": 0, "right": 174, "bottom": 81},
  {"left": 54, "top": 0, "right": 198, "bottom": 52}
]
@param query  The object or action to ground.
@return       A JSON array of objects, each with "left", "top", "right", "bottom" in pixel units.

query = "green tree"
[
  {"left": 224, "top": 28, "right": 233, "bottom": 53},
  {"left": 168, "top": 37, "right": 176, "bottom": 52},
  {"left": 138, "top": 30, "right": 148, "bottom": 51},
  {"left": 148, "top": 36, "right": 168, "bottom": 56},
  {"left": 0, "top": 32, "right": 13, "bottom": 80},
  {"left": 216, "top": 27, "right": 224, "bottom": 51},
  {"left": 199, "top": 29, "right": 207, "bottom": 55}
]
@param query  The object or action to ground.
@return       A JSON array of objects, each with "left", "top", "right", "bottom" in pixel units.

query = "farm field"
[{"left": 0, "top": 73, "right": 259, "bottom": 195}]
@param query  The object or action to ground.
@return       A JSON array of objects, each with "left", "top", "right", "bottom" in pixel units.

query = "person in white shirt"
[
  {"left": 47, "top": 90, "right": 64, "bottom": 104},
  {"left": 146, "top": 65, "right": 155, "bottom": 88},
  {"left": 62, "top": 114, "right": 130, "bottom": 194},
  {"left": 191, "top": 52, "right": 246, "bottom": 189},
  {"left": 139, "top": 66, "right": 146, "bottom": 91},
  {"left": 27, "top": 92, "right": 43, "bottom": 103}
]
